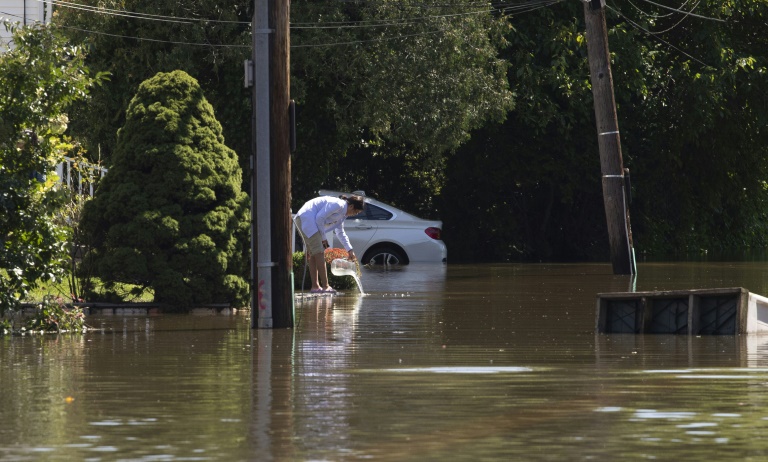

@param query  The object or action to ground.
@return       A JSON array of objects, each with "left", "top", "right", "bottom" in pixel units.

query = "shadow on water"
[{"left": 5, "top": 262, "right": 768, "bottom": 460}]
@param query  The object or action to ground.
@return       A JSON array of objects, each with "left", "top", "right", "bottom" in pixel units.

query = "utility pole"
[
  {"left": 250, "top": 0, "right": 293, "bottom": 328},
  {"left": 268, "top": 0, "right": 293, "bottom": 328},
  {"left": 583, "top": 0, "right": 636, "bottom": 275},
  {"left": 251, "top": 0, "right": 272, "bottom": 328}
]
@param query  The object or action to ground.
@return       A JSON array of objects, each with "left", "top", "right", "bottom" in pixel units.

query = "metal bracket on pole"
[
  {"left": 244, "top": 60, "right": 253, "bottom": 88},
  {"left": 289, "top": 100, "right": 296, "bottom": 153}
]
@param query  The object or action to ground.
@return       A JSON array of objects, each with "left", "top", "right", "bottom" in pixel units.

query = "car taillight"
[{"left": 425, "top": 227, "right": 441, "bottom": 240}]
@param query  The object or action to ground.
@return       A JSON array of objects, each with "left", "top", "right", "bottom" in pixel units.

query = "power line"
[
  {"left": 37, "top": 0, "right": 563, "bottom": 49},
  {"left": 52, "top": 22, "right": 250, "bottom": 48},
  {"left": 48, "top": 0, "right": 560, "bottom": 29},
  {"left": 290, "top": 9, "right": 490, "bottom": 29},
  {"left": 13, "top": 0, "right": 720, "bottom": 56},
  {"left": 50, "top": 0, "right": 193, "bottom": 25},
  {"left": 616, "top": 0, "right": 706, "bottom": 35},
  {"left": 48, "top": 0, "right": 247, "bottom": 25},
  {"left": 623, "top": 0, "right": 681, "bottom": 19},
  {"left": 2, "top": 4, "right": 248, "bottom": 48},
  {"left": 634, "top": 0, "right": 725, "bottom": 23},
  {"left": 292, "top": 26, "right": 450, "bottom": 48},
  {"left": 0, "top": 11, "right": 25, "bottom": 21},
  {"left": 290, "top": 0, "right": 561, "bottom": 27},
  {"left": 50, "top": 19, "right": 459, "bottom": 50},
  {"left": 607, "top": 4, "right": 715, "bottom": 69},
  {"left": 292, "top": 1, "right": 563, "bottom": 47},
  {"left": 291, "top": 0, "right": 551, "bottom": 9},
  {"left": 649, "top": 0, "right": 703, "bottom": 35}
]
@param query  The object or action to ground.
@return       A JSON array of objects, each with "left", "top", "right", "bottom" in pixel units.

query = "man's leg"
[
  {"left": 309, "top": 251, "right": 323, "bottom": 291},
  {"left": 315, "top": 252, "right": 329, "bottom": 290}
]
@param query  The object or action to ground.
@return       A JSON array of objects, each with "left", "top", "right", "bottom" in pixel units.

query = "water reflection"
[{"left": 7, "top": 262, "right": 768, "bottom": 460}]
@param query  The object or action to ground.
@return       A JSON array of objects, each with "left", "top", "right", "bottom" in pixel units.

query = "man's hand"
[
  {"left": 322, "top": 240, "right": 329, "bottom": 249},
  {"left": 348, "top": 250, "right": 357, "bottom": 262}
]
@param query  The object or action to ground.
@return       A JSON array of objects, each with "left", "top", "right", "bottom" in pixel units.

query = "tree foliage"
[
  {"left": 0, "top": 23, "right": 100, "bottom": 315},
  {"left": 442, "top": 2, "right": 607, "bottom": 262},
  {"left": 80, "top": 70, "right": 250, "bottom": 307},
  {"left": 442, "top": 0, "right": 768, "bottom": 261},
  {"left": 52, "top": 0, "right": 768, "bottom": 262},
  {"left": 53, "top": 0, "right": 513, "bottom": 216},
  {"left": 290, "top": 0, "right": 513, "bottom": 212},
  {"left": 615, "top": 0, "right": 768, "bottom": 255},
  {"left": 51, "top": 0, "right": 253, "bottom": 171}
]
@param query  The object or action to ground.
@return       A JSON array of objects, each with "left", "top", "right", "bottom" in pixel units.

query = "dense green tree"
[
  {"left": 81, "top": 70, "right": 250, "bottom": 307},
  {"left": 442, "top": 2, "right": 607, "bottom": 262},
  {"left": 290, "top": 0, "right": 513, "bottom": 213},
  {"left": 53, "top": 0, "right": 768, "bottom": 262},
  {"left": 53, "top": 0, "right": 513, "bottom": 216},
  {"left": 442, "top": 0, "right": 768, "bottom": 262},
  {"left": 615, "top": 0, "right": 768, "bottom": 255},
  {"left": 0, "top": 23, "right": 100, "bottom": 315},
  {"left": 52, "top": 1, "right": 252, "bottom": 171}
]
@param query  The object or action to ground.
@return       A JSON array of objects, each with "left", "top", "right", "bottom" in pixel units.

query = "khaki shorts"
[{"left": 295, "top": 216, "right": 324, "bottom": 256}]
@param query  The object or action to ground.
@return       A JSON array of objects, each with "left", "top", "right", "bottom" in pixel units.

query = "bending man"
[{"left": 295, "top": 194, "right": 365, "bottom": 293}]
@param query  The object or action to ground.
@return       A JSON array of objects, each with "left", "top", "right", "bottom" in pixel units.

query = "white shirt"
[{"left": 296, "top": 196, "right": 353, "bottom": 251}]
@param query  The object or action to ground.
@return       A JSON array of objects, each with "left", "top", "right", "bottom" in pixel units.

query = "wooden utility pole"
[
  {"left": 250, "top": 0, "right": 293, "bottom": 328},
  {"left": 583, "top": 0, "right": 636, "bottom": 275},
  {"left": 268, "top": 0, "right": 293, "bottom": 328}
]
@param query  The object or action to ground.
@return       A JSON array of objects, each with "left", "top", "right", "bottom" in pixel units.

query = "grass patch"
[
  {"left": 25, "top": 277, "right": 154, "bottom": 304},
  {"left": 23, "top": 277, "right": 71, "bottom": 303}
]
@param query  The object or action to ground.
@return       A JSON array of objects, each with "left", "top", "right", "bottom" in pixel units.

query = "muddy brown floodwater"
[{"left": 4, "top": 261, "right": 768, "bottom": 461}]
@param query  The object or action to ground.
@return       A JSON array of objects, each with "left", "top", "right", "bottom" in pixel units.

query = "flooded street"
[{"left": 4, "top": 262, "right": 768, "bottom": 460}]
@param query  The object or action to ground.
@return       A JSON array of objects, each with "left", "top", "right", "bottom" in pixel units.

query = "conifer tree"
[{"left": 81, "top": 70, "right": 250, "bottom": 307}]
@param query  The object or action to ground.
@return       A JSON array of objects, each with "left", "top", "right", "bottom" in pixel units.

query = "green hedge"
[{"left": 292, "top": 252, "right": 356, "bottom": 291}]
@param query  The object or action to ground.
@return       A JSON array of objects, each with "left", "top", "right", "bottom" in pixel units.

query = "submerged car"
[{"left": 316, "top": 190, "right": 447, "bottom": 265}]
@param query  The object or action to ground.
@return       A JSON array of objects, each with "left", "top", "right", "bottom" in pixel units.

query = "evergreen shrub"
[{"left": 81, "top": 70, "right": 250, "bottom": 307}]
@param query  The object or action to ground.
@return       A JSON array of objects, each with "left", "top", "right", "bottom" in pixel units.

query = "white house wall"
[{"left": 0, "top": 0, "right": 51, "bottom": 50}]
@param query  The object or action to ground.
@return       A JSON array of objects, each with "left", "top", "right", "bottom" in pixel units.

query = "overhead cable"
[
  {"left": 634, "top": 0, "right": 725, "bottom": 22},
  {"left": 608, "top": 4, "right": 715, "bottom": 69}
]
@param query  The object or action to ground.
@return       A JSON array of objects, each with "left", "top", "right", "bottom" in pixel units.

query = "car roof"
[{"left": 317, "top": 189, "right": 425, "bottom": 222}]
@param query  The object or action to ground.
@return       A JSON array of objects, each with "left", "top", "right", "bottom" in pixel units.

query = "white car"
[{"left": 316, "top": 190, "right": 447, "bottom": 265}]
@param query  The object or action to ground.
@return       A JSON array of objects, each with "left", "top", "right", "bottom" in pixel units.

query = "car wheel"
[{"left": 363, "top": 246, "right": 407, "bottom": 265}]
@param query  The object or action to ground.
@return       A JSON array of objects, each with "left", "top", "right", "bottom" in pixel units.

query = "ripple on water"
[{"left": 381, "top": 366, "right": 534, "bottom": 374}]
